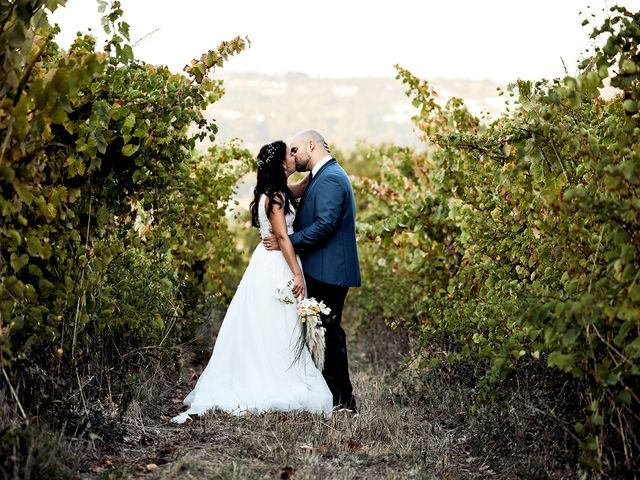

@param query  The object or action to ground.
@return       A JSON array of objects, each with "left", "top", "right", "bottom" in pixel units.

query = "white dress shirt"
[{"left": 311, "top": 155, "right": 333, "bottom": 178}]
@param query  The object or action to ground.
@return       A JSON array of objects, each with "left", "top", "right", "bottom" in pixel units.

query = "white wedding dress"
[{"left": 171, "top": 194, "right": 333, "bottom": 422}]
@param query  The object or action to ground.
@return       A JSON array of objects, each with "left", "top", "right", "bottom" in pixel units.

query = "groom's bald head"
[
  {"left": 289, "top": 129, "right": 330, "bottom": 172},
  {"left": 292, "top": 130, "right": 325, "bottom": 146}
]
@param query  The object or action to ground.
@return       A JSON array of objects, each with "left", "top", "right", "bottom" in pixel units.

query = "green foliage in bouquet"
[{"left": 354, "top": 6, "right": 640, "bottom": 472}]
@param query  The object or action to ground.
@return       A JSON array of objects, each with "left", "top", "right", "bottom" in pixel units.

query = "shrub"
[
  {"left": 0, "top": 1, "right": 250, "bottom": 405},
  {"left": 354, "top": 6, "right": 640, "bottom": 474}
]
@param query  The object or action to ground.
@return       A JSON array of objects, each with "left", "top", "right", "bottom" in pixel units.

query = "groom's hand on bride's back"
[{"left": 262, "top": 233, "right": 280, "bottom": 251}]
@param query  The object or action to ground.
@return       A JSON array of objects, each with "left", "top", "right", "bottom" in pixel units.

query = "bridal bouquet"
[
  {"left": 295, "top": 297, "right": 329, "bottom": 369},
  {"left": 275, "top": 281, "right": 329, "bottom": 369}
]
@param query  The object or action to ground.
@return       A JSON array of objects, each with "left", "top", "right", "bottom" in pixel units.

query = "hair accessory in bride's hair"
[{"left": 257, "top": 143, "right": 279, "bottom": 168}]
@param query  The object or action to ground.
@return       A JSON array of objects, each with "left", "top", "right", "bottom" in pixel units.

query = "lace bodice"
[{"left": 258, "top": 194, "right": 295, "bottom": 239}]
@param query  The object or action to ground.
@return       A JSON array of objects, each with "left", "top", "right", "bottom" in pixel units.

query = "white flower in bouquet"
[
  {"left": 274, "top": 279, "right": 295, "bottom": 304},
  {"left": 297, "top": 298, "right": 331, "bottom": 320}
]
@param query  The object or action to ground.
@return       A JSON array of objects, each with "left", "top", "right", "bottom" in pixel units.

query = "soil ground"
[{"left": 76, "top": 320, "right": 486, "bottom": 480}]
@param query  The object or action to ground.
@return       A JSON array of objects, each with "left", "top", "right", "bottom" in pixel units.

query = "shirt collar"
[{"left": 311, "top": 155, "right": 333, "bottom": 177}]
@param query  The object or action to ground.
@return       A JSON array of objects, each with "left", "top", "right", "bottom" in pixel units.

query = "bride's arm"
[
  {"left": 288, "top": 173, "right": 310, "bottom": 198},
  {"left": 266, "top": 196, "right": 305, "bottom": 298}
]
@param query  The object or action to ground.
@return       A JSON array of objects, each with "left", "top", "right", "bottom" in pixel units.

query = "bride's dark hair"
[{"left": 250, "top": 140, "right": 296, "bottom": 228}]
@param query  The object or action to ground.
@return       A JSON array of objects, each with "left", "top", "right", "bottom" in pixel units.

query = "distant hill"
[
  {"left": 200, "top": 72, "right": 504, "bottom": 153},
  {"left": 202, "top": 72, "right": 506, "bottom": 209}
]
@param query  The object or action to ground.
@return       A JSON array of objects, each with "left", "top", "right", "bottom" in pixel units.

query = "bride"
[{"left": 171, "top": 141, "right": 333, "bottom": 423}]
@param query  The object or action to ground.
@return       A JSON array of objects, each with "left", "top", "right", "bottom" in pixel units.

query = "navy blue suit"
[
  {"left": 291, "top": 159, "right": 361, "bottom": 286},
  {"left": 290, "top": 158, "right": 360, "bottom": 409}
]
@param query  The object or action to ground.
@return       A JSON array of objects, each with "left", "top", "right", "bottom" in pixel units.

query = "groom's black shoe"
[
  {"left": 332, "top": 398, "right": 358, "bottom": 415},
  {"left": 332, "top": 405, "right": 358, "bottom": 416}
]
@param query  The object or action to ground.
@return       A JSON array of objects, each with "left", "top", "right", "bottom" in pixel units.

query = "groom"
[{"left": 264, "top": 130, "right": 361, "bottom": 413}]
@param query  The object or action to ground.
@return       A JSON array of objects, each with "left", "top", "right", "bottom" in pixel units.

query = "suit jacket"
[{"left": 290, "top": 158, "right": 361, "bottom": 287}]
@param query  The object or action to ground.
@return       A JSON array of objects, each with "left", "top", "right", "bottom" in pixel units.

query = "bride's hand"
[{"left": 291, "top": 274, "right": 305, "bottom": 299}]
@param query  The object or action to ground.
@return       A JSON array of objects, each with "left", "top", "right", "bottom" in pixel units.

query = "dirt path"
[
  {"left": 84, "top": 367, "right": 431, "bottom": 478},
  {"left": 78, "top": 320, "right": 463, "bottom": 479}
]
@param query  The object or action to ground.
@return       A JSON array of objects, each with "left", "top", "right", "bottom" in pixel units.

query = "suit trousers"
[{"left": 304, "top": 273, "right": 356, "bottom": 410}]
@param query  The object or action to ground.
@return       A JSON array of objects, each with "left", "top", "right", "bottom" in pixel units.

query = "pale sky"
[{"left": 51, "top": 0, "right": 639, "bottom": 83}]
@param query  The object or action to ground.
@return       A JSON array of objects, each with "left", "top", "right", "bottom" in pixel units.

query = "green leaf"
[
  {"left": 0, "top": 300, "right": 14, "bottom": 322},
  {"left": 530, "top": 156, "right": 544, "bottom": 183},
  {"left": 123, "top": 112, "right": 136, "bottom": 134},
  {"left": 623, "top": 99, "right": 637, "bottom": 113},
  {"left": 26, "top": 236, "right": 44, "bottom": 257},
  {"left": 4, "top": 229, "right": 21, "bottom": 246},
  {"left": 101, "top": 15, "right": 111, "bottom": 34},
  {"left": 96, "top": 206, "right": 111, "bottom": 226},
  {"left": 590, "top": 414, "right": 603, "bottom": 427},
  {"left": 605, "top": 371, "right": 620, "bottom": 386},
  {"left": 625, "top": 336, "right": 640, "bottom": 359},
  {"left": 562, "top": 329, "right": 580, "bottom": 347},
  {"left": 122, "top": 143, "right": 139, "bottom": 156},
  {"left": 0, "top": 165, "right": 15, "bottom": 182},
  {"left": 119, "top": 21, "right": 131, "bottom": 41},
  {"left": 7, "top": 21, "right": 26, "bottom": 48},
  {"left": 51, "top": 101, "right": 68, "bottom": 124},
  {"left": 617, "top": 306, "right": 640, "bottom": 322},
  {"left": 121, "top": 44, "right": 134, "bottom": 63},
  {"left": 614, "top": 319, "right": 635, "bottom": 346},
  {"left": 38, "top": 278, "right": 55, "bottom": 293},
  {"left": 617, "top": 390, "right": 631, "bottom": 405},
  {"left": 10, "top": 253, "right": 29, "bottom": 272},
  {"left": 28, "top": 264, "right": 43, "bottom": 278},
  {"left": 205, "top": 51, "right": 218, "bottom": 68},
  {"left": 628, "top": 283, "right": 640, "bottom": 303},
  {"left": 6, "top": 276, "right": 25, "bottom": 299},
  {"left": 548, "top": 351, "right": 576, "bottom": 372}
]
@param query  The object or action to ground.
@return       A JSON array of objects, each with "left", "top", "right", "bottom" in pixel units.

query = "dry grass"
[
  {"left": 82, "top": 358, "right": 437, "bottom": 478},
  {"left": 71, "top": 316, "right": 584, "bottom": 480},
  {"left": 74, "top": 316, "right": 442, "bottom": 479},
  {"left": 154, "top": 367, "right": 429, "bottom": 480}
]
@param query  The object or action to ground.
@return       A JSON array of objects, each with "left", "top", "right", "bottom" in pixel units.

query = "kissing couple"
[{"left": 171, "top": 130, "right": 361, "bottom": 423}]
